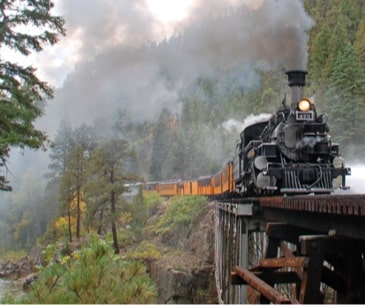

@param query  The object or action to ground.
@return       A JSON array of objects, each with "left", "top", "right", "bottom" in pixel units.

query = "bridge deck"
[
  {"left": 259, "top": 194, "right": 365, "bottom": 216},
  {"left": 254, "top": 194, "right": 365, "bottom": 240},
  {"left": 224, "top": 194, "right": 365, "bottom": 240}
]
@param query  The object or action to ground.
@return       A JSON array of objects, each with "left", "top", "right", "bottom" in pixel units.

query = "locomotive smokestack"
[{"left": 286, "top": 70, "right": 307, "bottom": 105}]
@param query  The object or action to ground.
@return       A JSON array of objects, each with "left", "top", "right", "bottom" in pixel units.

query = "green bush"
[
  {"left": 148, "top": 196, "right": 207, "bottom": 236},
  {"left": 127, "top": 240, "right": 161, "bottom": 261},
  {"left": 143, "top": 191, "right": 164, "bottom": 214},
  {"left": 21, "top": 235, "right": 156, "bottom": 304}
]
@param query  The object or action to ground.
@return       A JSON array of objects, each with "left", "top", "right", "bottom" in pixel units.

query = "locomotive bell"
[{"left": 286, "top": 70, "right": 307, "bottom": 105}]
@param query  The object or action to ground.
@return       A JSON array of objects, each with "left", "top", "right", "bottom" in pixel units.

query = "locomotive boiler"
[{"left": 234, "top": 71, "right": 351, "bottom": 195}]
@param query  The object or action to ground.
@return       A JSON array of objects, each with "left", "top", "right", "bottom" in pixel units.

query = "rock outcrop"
[
  {"left": 0, "top": 246, "right": 43, "bottom": 290},
  {"left": 0, "top": 256, "right": 33, "bottom": 280}
]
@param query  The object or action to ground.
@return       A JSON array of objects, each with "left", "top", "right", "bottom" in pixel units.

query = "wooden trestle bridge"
[{"left": 214, "top": 194, "right": 365, "bottom": 304}]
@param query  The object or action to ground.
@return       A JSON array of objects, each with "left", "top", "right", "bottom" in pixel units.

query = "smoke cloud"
[{"left": 36, "top": 0, "right": 314, "bottom": 136}]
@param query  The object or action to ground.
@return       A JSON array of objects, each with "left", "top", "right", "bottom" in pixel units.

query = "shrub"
[
  {"left": 23, "top": 235, "right": 156, "bottom": 304},
  {"left": 148, "top": 196, "right": 207, "bottom": 236},
  {"left": 127, "top": 241, "right": 161, "bottom": 261},
  {"left": 143, "top": 191, "right": 164, "bottom": 214}
]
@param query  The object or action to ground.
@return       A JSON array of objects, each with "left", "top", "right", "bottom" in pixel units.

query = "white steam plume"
[
  {"left": 222, "top": 114, "right": 272, "bottom": 133},
  {"left": 36, "top": 0, "right": 314, "bottom": 136},
  {"left": 341, "top": 164, "right": 365, "bottom": 194}
]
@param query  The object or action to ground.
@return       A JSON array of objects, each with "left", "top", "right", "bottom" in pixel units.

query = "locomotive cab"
[{"left": 234, "top": 120, "right": 277, "bottom": 194}]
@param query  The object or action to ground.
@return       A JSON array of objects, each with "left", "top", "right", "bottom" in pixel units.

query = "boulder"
[{"left": 0, "top": 258, "right": 31, "bottom": 280}]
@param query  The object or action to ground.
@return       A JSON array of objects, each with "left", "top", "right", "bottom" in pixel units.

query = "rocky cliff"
[{"left": 149, "top": 201, "right": 218, "bottom": 304}]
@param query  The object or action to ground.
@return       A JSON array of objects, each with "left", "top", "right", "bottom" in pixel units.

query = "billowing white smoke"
[{"left": 37, "top": 0, "right": 314, "bottom": 136}]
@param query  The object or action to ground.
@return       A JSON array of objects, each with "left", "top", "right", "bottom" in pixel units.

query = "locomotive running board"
[{"left": 280, "top": 188, "right": 333, "bottom": 194}]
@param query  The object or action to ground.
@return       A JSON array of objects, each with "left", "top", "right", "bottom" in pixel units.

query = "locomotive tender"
[{"left": 144, "top": 71, "right": 351, "bottom": 197}]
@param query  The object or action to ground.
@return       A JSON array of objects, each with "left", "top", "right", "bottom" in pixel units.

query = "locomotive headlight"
[{"left": 298, "top": 99, "right": 311, "bottom": 111}]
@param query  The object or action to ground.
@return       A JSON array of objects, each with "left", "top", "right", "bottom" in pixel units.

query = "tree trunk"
[
  {"left": 97, "top": 208, "right": 104, "bottom": 235},
  {"left": 110, "top": 169, "right": 119, "bottom": 254},
  {"left": 76, "top": 187, "right": 81, "bottom": 238},
  {"left": 67, "top": 192, "right": 72, "bottom": 242}
]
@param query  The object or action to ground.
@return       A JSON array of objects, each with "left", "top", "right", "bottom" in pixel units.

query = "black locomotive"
[{"left": 234, "top": 71, "right": 351, "bottom": 195}]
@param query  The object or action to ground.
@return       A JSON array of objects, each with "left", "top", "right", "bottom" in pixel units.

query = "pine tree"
[
  {"left": 354, "top": 19, "right": 365, "bottom": 69},
  {"left": 149, "top": 108, "right": 173, "bottom": 181},
  {"left": 86, "top": 138, "right": 136, "bottom": 253},
  {"left": 0, "top": 0, "right": 65, "bottom": 190},
  {"left": 65, "top": 125, "right": 96, "bottom": 239},
  {"left": 324, "top": 44, "right": 365, "bottom": 155},
  {"left": 327, "top": 16, "right": 350, "bottom": 75},
  {"left": 6, "top": 167, "right": 45, "bottom": 248},
  {"left": 310, "top": 26, "right": 331, "bottom": 81},
  {"left": 47, "top": 120, "right": 73, "bottom": 182}
]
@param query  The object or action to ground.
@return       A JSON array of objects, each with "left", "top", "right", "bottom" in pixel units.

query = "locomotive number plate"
[{"left": 296, "top": 111, "right": 314, "bottom": 121}]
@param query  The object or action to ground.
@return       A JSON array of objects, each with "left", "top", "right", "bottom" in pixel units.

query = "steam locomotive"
[
  {"left": 143, "top": 71, "right": 351, "bottom": 197},
  {"left": 235, "top": 71, "right": 350, "bottom": 195}
]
